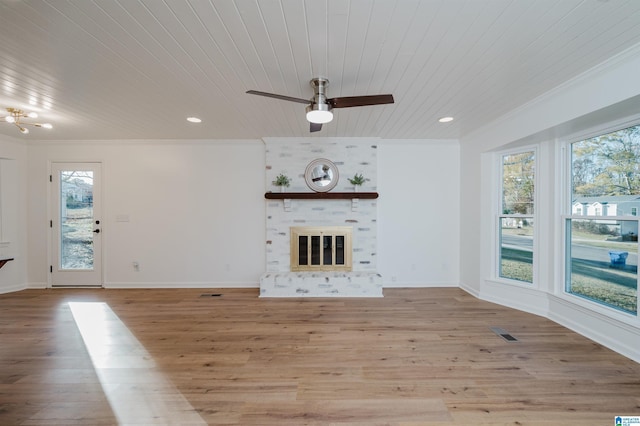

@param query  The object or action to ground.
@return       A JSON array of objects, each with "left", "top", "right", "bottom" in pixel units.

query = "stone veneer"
[{"left": 260, "top": 138, "right": 382, "bottom": 297}]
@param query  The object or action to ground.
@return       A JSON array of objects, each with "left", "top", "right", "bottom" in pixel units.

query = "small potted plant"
[
  {"left": 348, "top": 173, "right": 368, "bottom": 192},
  {"left": 273, "top": 173, "right": 291, "bottom": 192}
]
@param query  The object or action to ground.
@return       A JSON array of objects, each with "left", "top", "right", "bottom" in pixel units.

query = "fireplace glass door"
[{"left": 291, "top": 226, "right": 352, "bottom": 271}]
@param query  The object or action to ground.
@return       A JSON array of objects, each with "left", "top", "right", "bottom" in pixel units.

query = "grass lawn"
[
  {"left": 501, "top": 259, "right": 533, "bottom": 283},
  {"left": 501, "top": 226, "right": 533, "bottom": 237},
  {"left": 568, "top": 227, "right": 637, "bottom": 313},
  {"left": 569, "top": 258, "right": 637, "bottom": 314},
  {"left": 500, "top": 247, "right": 533, "bottom": 283},
  {"left": 570, "top": 276, "right": 637, "bottom": 314},
  {"left": 500, "top": 246, "right": 637, "bottom": 314}
]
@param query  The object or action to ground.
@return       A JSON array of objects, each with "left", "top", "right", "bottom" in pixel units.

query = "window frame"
[
  {"left": 561, "top": 119, "right": 640, "bottom": 320},
  {"left": 495, "top": 146, "right": 538, "bottom": 286}
]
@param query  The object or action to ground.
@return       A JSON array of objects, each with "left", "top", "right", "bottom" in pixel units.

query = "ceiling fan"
[{"left": 246, "top": 78, "right": 394, "bottom": 132}]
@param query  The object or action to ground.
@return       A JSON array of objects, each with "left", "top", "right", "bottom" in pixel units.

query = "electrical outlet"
[{"left": 132, "top": 261, "right": 139, "bottom": 272}]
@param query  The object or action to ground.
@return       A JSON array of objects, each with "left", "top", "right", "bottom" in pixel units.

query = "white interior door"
[{"left": 51, "top": 163, "right": 102, "bottom": 287}]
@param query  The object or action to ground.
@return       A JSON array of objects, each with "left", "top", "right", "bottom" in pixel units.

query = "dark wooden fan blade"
[
  {"left": 246, "top": 90, "right": 310, "bottom": 105},
  {"left": 310, "top": 122, "right": 322, "bottom": 132},
  {"left": 329, "top": 94, "right": 394, "bottom": 108}
]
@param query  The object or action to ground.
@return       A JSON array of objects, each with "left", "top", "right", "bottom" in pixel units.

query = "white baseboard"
[
  {"left": 0, "top": 282, "right": 27, "bottom": 294},
  {"left": 548, "top": 296, "right": 640, "bottom": 364},
  {"left": 103, "top": 281, "right": 259, "bottom": 289},
  {"left": 479, "top": 279, "right": 550, "bottom": 317},
  {"left": 477, "top": 280, "right": 640, "bottom": 364},
  {"left": 27, "top": 282, "right": 47, "bottom": 290},
  {"left": 459, "top": 281, "right": 480, "bottom": 298},
  {"left": 383, "top": 281, "right": 458, "bottom": 288}
]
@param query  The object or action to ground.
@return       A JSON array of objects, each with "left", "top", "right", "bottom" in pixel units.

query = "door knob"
[{"left": 93, "top": 229, "right": 101, "bottom": 233}]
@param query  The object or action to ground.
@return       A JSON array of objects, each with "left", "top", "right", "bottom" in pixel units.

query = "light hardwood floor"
[{"left": 0, "top": 287, "right": 639, "bottom": 425}]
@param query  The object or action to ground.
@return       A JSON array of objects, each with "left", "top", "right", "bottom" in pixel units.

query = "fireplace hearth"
[{"left": 259, "top": 271, "right": 383, "bottom": 297}]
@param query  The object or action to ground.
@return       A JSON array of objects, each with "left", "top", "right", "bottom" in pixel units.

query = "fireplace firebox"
[{"left": 290, "top": 226, "right": 352, "bottom": 272}]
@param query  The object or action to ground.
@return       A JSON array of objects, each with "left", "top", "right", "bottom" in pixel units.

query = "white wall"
[
  {"left": 459, "top": 43, "right": 640, "bottom": 362},
  {"left": 379, "top": 140, "right": 460, "bottom": 287},
  {"left": 0, "top": 135, "right": 28, "bottom": 293},
  {"left": 27, "top": 140, "right": 266, "bottom": 288},
  {"left": 22, "top": 136, "right": 462, "bottom": 291}
]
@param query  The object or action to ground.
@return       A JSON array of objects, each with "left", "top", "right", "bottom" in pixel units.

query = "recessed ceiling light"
[
  {"left": 187, "top": 117, "right": 202, "bottom": 123},
  {"left": 438, "top": 116, "right": 454, "bottom": 123}
]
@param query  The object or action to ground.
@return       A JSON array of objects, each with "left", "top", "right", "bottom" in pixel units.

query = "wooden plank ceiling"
[{"left": 0, "top": 0, "right": 639, "bottom": 140}]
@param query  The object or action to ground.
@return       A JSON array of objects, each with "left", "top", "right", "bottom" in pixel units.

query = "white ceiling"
[{"left": 1, "top": 0, "right": 640, "bottom": 141}]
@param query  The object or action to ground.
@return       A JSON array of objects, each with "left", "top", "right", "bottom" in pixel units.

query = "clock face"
[{"left": 304, "top": 159, "right": 339, "bottom": 192}]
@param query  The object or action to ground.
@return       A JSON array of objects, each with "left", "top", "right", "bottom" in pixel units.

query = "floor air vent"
[{"left": 490, "top": 327, "right": 518, "bottom": 342}]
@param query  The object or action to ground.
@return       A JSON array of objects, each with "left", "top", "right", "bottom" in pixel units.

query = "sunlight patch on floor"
[{"left": 69, "top": 302, "right": 206, "bottom": 425}]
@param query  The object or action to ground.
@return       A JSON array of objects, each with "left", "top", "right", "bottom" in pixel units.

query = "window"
[
  {"left": 566, "top": 124, "right": 639, "bottom": 315},
  {"left": 499, "top": 150, "right": 535, "bottom": 283}
]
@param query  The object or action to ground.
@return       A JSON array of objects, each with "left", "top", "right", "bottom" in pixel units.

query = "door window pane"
[{"left": 60, "top": 171, "right": 94, "bottom": 270}]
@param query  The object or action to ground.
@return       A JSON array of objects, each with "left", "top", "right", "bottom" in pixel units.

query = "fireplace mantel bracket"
[
  {"left": 265, "top": 192, "right": 378, "bottom": 212},
  {"left": 0, "top": 258, "right": 14, "bottom": 270}
]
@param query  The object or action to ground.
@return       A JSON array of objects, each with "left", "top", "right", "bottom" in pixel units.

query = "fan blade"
[
  {"left": 246, "top": 90, "right": 310, "bottom": 105},
  {"left": 310, "top": 122, "right": 322, "bottom": 132},
  {"left": 329, "top": 94, "right": 394, "bottom": 109}
]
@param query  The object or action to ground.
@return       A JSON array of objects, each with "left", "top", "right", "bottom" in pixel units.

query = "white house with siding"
[{"left": 572, "top": 195, "right": 640, "bottom": 239}]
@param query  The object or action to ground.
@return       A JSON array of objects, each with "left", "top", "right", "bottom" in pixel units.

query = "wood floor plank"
[
  {"left": 238, "top": 399, "right": 452, "bottom": 425},
  {"left": 1, "top": 287, "right": 639, "bottom": 425}
]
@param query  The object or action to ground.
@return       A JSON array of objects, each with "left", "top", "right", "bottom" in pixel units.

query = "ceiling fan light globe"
[
  {"left": 306, "top": 109, "right": 333, "bottom": 124},
  {"left": 19, "top": 127, "right": 29, "bottom": 134},
  {"left": 306, "top": 103, "right": 333, "bottom": 124},
  {"left": 5, "top": 115, "right": 15, "bottom": 123}
]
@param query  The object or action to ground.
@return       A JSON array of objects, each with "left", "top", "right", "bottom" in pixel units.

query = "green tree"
[
  {"left": 502, "top": 151, "right": 535, "bottom": 214},
  {"left": 573, "top": 125, "right": 640, "bottom": 197}
]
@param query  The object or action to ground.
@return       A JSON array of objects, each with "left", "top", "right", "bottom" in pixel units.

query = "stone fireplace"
[{"left": 259, "top": 138, "right": 383, "bottom": 297}]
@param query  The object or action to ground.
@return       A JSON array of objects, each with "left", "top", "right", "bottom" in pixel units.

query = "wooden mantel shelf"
[
  {"left": 265, "top": 192, "right": 378, "bottom": 200},
  {"left": 0, "top": 258, "right": 14, "bottom": 270}
]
